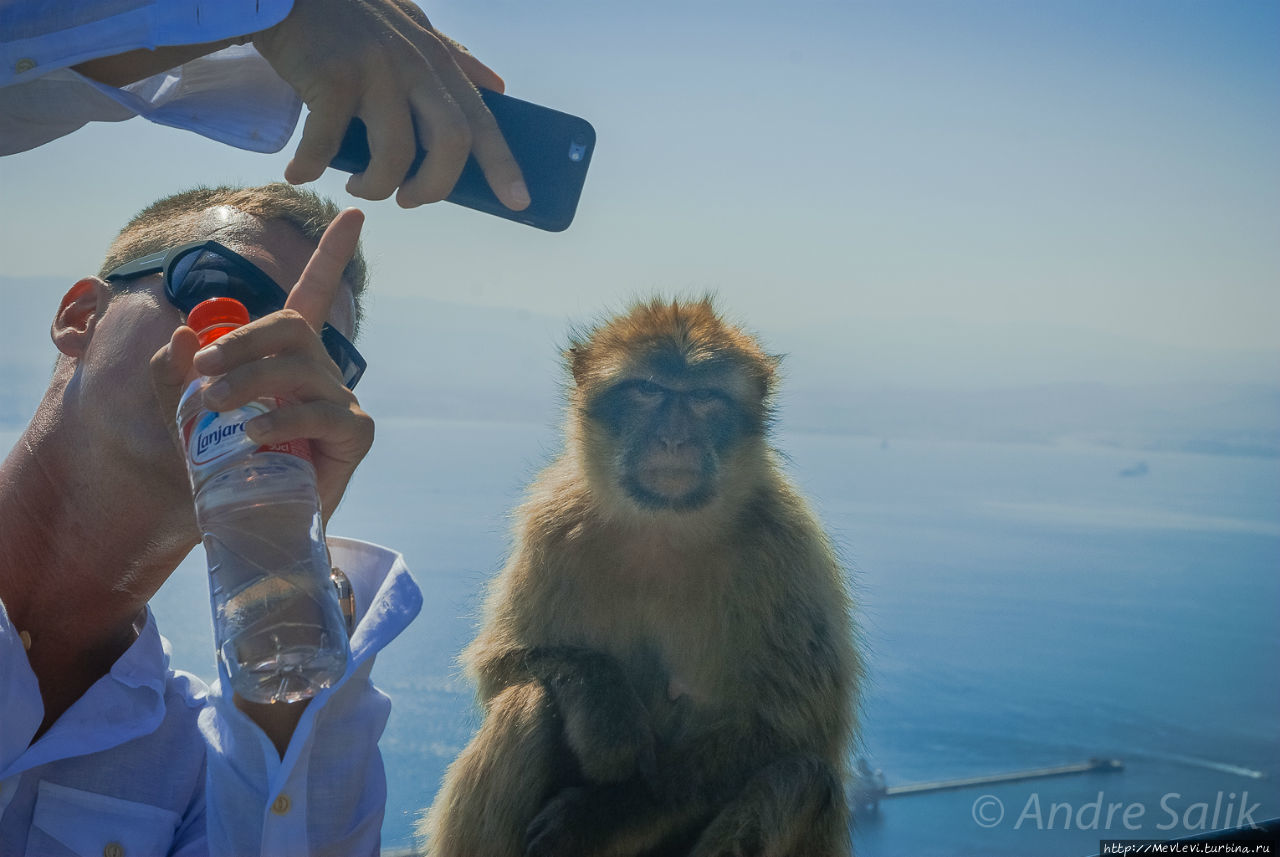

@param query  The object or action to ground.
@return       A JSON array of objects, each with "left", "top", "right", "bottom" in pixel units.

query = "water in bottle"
[{"left": 177, "top": 298, "right": 350, "bottom": 703}]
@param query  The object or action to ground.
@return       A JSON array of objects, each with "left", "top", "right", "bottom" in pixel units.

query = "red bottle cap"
[{"left": 187, "top": 298, "right": 250, "bottom": 347}]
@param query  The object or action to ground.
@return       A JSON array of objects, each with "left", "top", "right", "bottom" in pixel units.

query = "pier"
[{"left": 884, "top": 756, "right": 1123, "bottom": 797}]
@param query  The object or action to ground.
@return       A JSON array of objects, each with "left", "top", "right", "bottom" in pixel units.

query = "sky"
[{"left": 0, "top": 0, "right": 1277, "bottom": 381}]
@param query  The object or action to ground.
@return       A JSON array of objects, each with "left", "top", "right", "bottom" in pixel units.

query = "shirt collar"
[
  {"left": 0, "top": 598, "right": 44, "bottom": 774},
  {"left": 328, "top": 537, "right": 423, "bottom": 666},
  {"left": 1, "top": 606, "right": 171, "bottom": 775},
  {"left": 108, "top": 606, "right": 170, "bottom": 694}
]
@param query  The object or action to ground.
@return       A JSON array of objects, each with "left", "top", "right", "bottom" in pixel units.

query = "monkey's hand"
[
  {"left": 526, "top": 781, "right": 688, "bottom": 857},
  {"left": 559, "top": 672, "right": 657, "bottom": 787},
  {"left": 538, "top": 649, "right": 659, "bottom": 788},
  {"left": 525, "top": 786, "right": 591, "bottom": 857}
]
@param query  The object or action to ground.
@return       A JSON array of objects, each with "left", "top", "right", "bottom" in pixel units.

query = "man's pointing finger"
[{"left": 285, "top": 207, "right": 365, "bottom": 331}]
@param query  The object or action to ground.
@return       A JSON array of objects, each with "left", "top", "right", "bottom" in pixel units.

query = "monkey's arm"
[
  {"left": 481, "top": 646, "right": 659, "bottom": 786},
  {"left": 524, "top": 717, "right": 831, "bottom": 857},
  {"left": 420, "top": 681, "right": 564, "bottom": 857},
  {"left": 637, "top": 702, "right": 850, "bottom": 857},
  {"left": 676, "top": 514, "right": 857, "bottom": 857},
  {"left": 526, "top": 779, "right": 707, "bottom": 857},
  {"left": 687, "top": 753, "right": 849, "bottom": 857},
  {"left": 426, "top": 646, "right": 665, "bottom": 857}
]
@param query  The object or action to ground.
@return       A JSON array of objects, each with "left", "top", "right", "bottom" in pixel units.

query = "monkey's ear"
[
  {"left": 567, "top": 345, "right": 589, "bottom": 387},
  {"left": 758, "top": 352, "right": 784, "bottom": 397}
]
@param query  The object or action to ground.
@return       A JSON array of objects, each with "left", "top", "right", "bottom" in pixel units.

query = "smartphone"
[{"left": 329, "top": 89, "right": 596, "bottom": 232}]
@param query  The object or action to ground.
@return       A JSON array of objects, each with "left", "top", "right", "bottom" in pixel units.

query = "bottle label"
[
  {"left": 188, "top": 403, "right": 267, "bottom": 464},
  {"left": 182, "top": 399, "right": 313, "bottom": 482}
]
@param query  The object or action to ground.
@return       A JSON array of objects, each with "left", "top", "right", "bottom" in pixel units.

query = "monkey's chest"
[{"left": 567, "top": 589, "right": 753, "bottom": 711}]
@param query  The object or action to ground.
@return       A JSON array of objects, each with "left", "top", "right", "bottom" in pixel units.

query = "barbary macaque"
[{"left": 421, "top": 298, "right": 861, "bottom": 857}]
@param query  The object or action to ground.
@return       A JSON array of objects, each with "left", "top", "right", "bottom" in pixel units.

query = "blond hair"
[{"left": 100, "top": 183, "right": 369, "bottom": 333}]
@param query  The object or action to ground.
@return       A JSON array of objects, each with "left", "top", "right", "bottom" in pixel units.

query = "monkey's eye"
[{"left": 635, "top": 380, "right": 665, "bottom": 398}]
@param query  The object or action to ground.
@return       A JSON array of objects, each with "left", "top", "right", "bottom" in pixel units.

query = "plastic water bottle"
[{"left": 177, "top": 298, "right": 350, "bottom": 704}]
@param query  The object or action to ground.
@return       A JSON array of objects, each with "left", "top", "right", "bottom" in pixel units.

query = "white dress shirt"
[
  {"left": 0, "top": 537, "right": 423, "bottom": 857},
  {"left": 0, "top": 1, "right": 302, "bottom": 155}
]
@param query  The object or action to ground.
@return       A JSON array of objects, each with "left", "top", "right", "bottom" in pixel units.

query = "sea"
[{"left": 14, "top": 419, "right": 1280, "bottom": 856}]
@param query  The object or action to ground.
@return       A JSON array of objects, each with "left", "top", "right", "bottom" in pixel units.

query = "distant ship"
[{"left": 1118, "top": 460, "right": 1149, "bottom": 478}]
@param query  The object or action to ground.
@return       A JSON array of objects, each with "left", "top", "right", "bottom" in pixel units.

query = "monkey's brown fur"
[{"left": 420, "top": 298, "right": 861, "bottom": 857}]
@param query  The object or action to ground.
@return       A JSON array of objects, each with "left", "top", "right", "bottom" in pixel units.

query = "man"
[
  {"left": 0, "top": 183, "right": 421, "bottom": 855},
  {"left": 0, "top": 0, "right": 529, "bottom": 210}
]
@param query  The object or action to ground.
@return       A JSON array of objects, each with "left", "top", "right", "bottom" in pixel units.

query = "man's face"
[{"left": 71, "top": 208, "right": 357, "bottom": 498}]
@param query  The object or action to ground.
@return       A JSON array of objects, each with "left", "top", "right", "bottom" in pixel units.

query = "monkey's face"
[
  {"left": 585, "top": 373, "right": 759, "bottom": 512},
  {"left": 569, "top": 299, "right": 777, "bottom": 516}
]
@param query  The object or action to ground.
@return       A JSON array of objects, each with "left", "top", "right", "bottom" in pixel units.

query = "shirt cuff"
[
  {"left": 1, "top": 0, "right": 294, "bottom": 86},
  {"left": 93, "top": 44, "right": 302, "bottom": 153},
  {"left": 0, "top": 45, "right": 302, "bottom": 155}
]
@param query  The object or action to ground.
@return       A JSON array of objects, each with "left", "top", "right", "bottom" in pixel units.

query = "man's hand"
[
  {"left": 254, "top": 0, "right": 530, "bottom": 210},
  {"left": 150, "top": 209, "right": 375, "bottom": 522}
]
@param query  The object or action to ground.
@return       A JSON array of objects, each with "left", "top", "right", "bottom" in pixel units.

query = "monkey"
[{"left": 419, "top": 297, "right": 862, "bottom": 857}]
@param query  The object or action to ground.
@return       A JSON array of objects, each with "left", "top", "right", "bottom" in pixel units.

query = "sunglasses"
[{"left": 104, "top": 240, "right": 366, "bottom": 390}]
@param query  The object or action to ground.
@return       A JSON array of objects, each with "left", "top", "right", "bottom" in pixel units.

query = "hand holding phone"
[{"left": 330, "top": 89, "right": 596, "bottom": 232}]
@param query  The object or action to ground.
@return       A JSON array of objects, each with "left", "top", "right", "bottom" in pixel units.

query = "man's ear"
[{"left": 51, "top": 278, "right": 107, "bottom": 359}]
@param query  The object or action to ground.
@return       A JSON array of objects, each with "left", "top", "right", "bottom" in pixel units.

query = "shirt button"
[
  {"left": 14, "top": 58, "right": 37, "bottom": 74},
  {"left": 103, "top": 844, "right": 125, "bottom": 857},
  {"left": 271, "top": 793, "right": 292, "bottom": 815}
]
